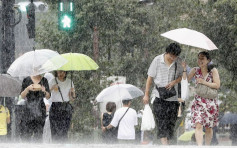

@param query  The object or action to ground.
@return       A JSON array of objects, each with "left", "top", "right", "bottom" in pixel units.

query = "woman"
[
  {"left": 49, "top": 70, "right": 75, "bottom": 143},
  {"left": 182, "top": 51, "right": 220, "bottom": 146},
  {"left": 101, "top": 102, "right": 117, "bottom": 143},
  {"left": 20, "top": 74, "right": 50, "bottom": 142}
]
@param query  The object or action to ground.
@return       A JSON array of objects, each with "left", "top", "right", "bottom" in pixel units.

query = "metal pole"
[{"left": 1, "top": 0, "right": 16, "bottom": 142}]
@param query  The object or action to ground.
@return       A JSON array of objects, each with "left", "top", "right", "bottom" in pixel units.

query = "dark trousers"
[
  {"left": 22, "top": 119, "right": 45, "bottom": 142},
  {"left": 153, "top": 97, "right": 179, "bottom": 140},
  {"left": 49, "top": 102, "right": 72, "bottom": 143}
]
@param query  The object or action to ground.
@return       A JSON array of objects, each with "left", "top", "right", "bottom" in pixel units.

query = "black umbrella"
[{"left": 219, "top": 112, "right": 237, "bottom": 125}]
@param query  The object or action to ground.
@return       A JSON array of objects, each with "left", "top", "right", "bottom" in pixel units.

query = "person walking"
[
  {"left": 20, "top": 75, "right": 51, "bottom": 142},
  {"left": 101, "top": 102, "right": 117, "bottom": 143},
  {"left": 143, "top": 43, "right": 183, "bottom": 145},
  {"left": 49, "top": 70, "right": 75, "bottom": 143},
  {"left": 102, "top": 99, "right": 137, "bottom": 144},
  {"left": 0, "top": 99, "right": 10, "bottom": 142},
  {"left": 182, "top": 51, "right": 220, "bottom": 146}
]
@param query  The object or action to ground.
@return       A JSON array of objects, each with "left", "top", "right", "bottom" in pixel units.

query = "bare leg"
[
  {"left": 205, "top": 127, "right": 213, "bottom": 145},
  {"left": 161, "top": 137, "right": 168, "bottom": 145},
  {"left": 195, "top": 123, "right": 203, "bottom": 146}
]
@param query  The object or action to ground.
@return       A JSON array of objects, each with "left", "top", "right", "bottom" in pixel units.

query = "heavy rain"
[{"left": 0, "top": 0, "right": 236, "bottom": 147}]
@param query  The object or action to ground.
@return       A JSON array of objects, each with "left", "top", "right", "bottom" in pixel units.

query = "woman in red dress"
[{"left": 182, "top": 51, "right": 220, "bottom": 146}]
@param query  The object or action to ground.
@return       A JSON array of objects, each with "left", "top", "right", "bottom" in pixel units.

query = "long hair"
[{"left": 198, "top": 51, "right": 215, "bottom": 72}]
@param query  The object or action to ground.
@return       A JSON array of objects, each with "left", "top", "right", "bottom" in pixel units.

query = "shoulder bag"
[
  {"left": 55, "top": 78, "right": 74, "bottom": 114},
  {"left": 156, "top": 62, "right": 177, "bottom": 100},
  {"left": 196, "top": 84, "right": 218, "bottom": 99}
]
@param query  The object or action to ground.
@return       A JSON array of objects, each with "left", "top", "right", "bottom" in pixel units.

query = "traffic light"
[
  {"left": 26, "top": 2, "right": 35, "bottom": 38},
  {"left": 58, "top": 0, "right": 75, "bottom": 31}
]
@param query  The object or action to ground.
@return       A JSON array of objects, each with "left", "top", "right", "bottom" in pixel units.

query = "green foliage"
[{"left": 37, "top": 0, "right": 237, "bottom": 140}]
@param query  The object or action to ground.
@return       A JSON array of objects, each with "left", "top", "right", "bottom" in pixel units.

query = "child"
[{"left": 101, "top": 102, "right": 117, "bottom": 143}]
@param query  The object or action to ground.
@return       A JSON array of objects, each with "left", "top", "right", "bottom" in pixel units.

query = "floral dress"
[{"left": 191, "top": 67, "right": 219, "bottom": 128}]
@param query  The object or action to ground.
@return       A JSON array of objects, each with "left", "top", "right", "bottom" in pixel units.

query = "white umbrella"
[
  {"left": 161, "top": 28, "right": 218, "bottom": 50},
  {"left": 96, "top": 84, "right": 144, "bottom": 103},
  {"left": 7, "top": 49, "right": 68, "bottom": 77}
]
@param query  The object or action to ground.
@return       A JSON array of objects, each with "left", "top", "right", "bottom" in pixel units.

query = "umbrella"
[
  {"left": 57, "top": 53, "right": 99, "bottom": 87},
  {"left": 58, "top": 53, "right": 99, "bottom": 71},
  {"left": 0, "top": 74, "right": 21, "bottom": 97},
  {"left": 178, "top": 130, "right": 205, "bottom": 141},
  {"left": 7, "top": 49, "right": 68, "bottom": 77},
  {"left": 219, "top": 112, "right": 237, "bottom": 125},
  {"left": 161, "top": 28, "right": 218, "bottom": 50},
  {"left": 96, "top": 84, "right": 144, "bottom": 103}
]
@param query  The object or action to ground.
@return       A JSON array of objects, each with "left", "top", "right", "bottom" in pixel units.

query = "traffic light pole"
[
  {"left": 1, "top": 0, "right": 15, "bottom": 73},
  {"left": 0, "top": 0, "right": 17, "bottom": 141}
]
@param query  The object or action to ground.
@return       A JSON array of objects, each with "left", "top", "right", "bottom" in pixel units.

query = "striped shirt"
[{"left": 148, "top": 53, "right": 183, "bottom": 101}]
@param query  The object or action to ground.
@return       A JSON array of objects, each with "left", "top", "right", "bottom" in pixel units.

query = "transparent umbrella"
[
  {"left": 7, "top": 49, "right": 68, "bottom": 77},
  {"left": 96, "top": 84, "right": 144, "bottom": 103}
]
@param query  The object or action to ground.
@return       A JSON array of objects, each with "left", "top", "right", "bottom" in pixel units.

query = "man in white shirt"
[
  {"left": 102, "top": 99, "right": 137, "bottom": 143},
  {"left": 143, "top": 43, "right": 183, "bottom": 145}
]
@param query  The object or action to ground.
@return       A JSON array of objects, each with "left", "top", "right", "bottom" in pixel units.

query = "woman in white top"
[{"left": 48, "top": 70, "right": 75, "bottom": 143}]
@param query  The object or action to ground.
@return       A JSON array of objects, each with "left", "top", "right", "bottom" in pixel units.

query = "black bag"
[
  {"left": 156, "top": 62, "right": 177, "bottom": 100},
  {"left": 25, "top": 100, "right": 45, "bottom": 120},
  {"left": 60, "top": 102, "right": 74, "bottom": 113},
  {"left": 55, "top": 78, "right": 74, "bottom": 114},
  {"left": 156, "top": 86, "right": 176, "bottom": 100}
]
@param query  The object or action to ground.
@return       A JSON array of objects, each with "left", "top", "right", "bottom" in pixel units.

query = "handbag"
[
  {"left": 195, "top": 83, "right": 218, "bottom": 99},
  {"left": 25, "top": 99, "right": 44, "bottom": 120},
  {"left": 55, "top": 78, "right": 74, "bottom": 114},
  {"left": 156, "top": 62, "right": 177, "bottom": 100}
]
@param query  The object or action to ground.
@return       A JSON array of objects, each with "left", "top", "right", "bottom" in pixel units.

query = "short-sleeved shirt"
[
  {"left": 110, "top": 107, "right": 137, "bottom": 140},
  {"left": 21, "top": 76, "right": 50, "bottom": 121},
  {"left": 49, "top": 78, "right": 74, "bottom": 102},
  {"left": 148, "top": 53, "right": 183, "bottom": 101},
  {"left": 0, "top": 105, "right": 10, "bottom": 135}
]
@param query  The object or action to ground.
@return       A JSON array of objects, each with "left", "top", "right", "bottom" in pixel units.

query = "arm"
[
  {"left": 166, "top": 76, "right": 182, "bottom": 89},
  {"left": 69, "top": 88, "right": 76, "bottom": 101},
  {"left": 143, "top": 76, "right": 153, "bottom": 104},
  {"left": 197, "top": 68, "right": 220, "bottom": 89},
  {"left": 21, "top": 84, "right": 34, "bottom": 99},
  {"left": 182, "top": 62, "right": 195, "bottom": 82},
  {"left": 101, "top": 113, "right": 104, "bottom": 128},
  {"left": 102, "top": 124, "right": 114, "bottom": 132},
  {"left": 6, "top": 117, "right": 10, "bottom": 124}
]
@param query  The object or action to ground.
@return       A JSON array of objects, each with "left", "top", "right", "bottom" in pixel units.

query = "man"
[
  {"left": 0, "top": 100, "right": 10, "bottom": 142},
  {"left": 102, "top": 99, "right": 137, "bottom": 143},
  {"left": 143, "top": 43, "right": 183, "bottom": 145}
]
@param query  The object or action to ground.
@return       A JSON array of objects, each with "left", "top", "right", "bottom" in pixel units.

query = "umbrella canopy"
[
  {"left": 7, "top": 49, "right": 67, "bottom": 77},
  {"left": 178, "top": 130, "right": 205, "bottom": 141},
  {"left": 58, "top": 53, "right": 99, "bottom": 71},
  {"left": 96, "top": 84, "right": 144, "bottom": 103},
  {"left": 219, "top": 112, "right": 237, "bottom": 125},
  {"left": 0, "top": 74, "right": 21, "bottom": 97},
  {"left": 161, "top": 28, "right": 218, "bottom": 50}
]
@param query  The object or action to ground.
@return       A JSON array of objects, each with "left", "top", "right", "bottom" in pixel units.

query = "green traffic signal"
[
  {"left": 61, "top": 15, "right": 72, "bottom": 28},
  {"left": 58, "top": 1, "right": 75, "bottom": 31}
]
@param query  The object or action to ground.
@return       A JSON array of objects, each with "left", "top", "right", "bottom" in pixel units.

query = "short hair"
[
  {"left": 122, "top": 99, "right": 131, "bottom": 105},
  {"left": 106, "top": 102, "right": 116, "bottom": 112},
  {"left": 53, "top": 70, "right": 68, "bottom": 78},
  {"left": 165, "top": 43, "right": 181, "bottom": 56}
]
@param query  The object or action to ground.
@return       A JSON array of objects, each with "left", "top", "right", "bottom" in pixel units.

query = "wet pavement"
[{"left": 1, "top": 143, "right": 236, "bottom": 148}]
